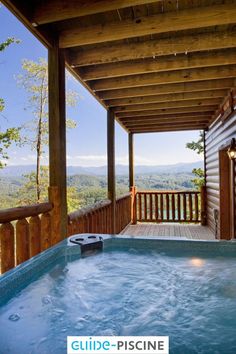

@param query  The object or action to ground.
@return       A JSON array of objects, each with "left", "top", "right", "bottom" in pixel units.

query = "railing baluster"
[
  {"left": 0, "top": 222, "right": 14, "bottom": 273},
  {"left": 144, "top": 193, "right": 147, "bottom": 221},
  {"left": 166, "top": 193, "right": 169, "bottom": 221},
  {"left": 29, "top": 215, "right": 41, "bottom": 257},
  {"left": 16, "top": 218, "right": 30, "bottom": 265},
  {"left": 195, "top": 193, "right": 199, "bottom": 221},
  {"left": 160, "top": 193, "right": 164, "bottom": 221},
  {"left": 189, "top": 193, "right": 193, "bottom": 222},
  {"left": 177, "top": 194, "right": 181, "bottom": 221},
  {"left": 172, "top": 194, "right": 175, "bottom": 221},
  {"left": 41, "top": 212, "right": 51, "bottom": 251},
  {"left": 155, "top": 194, "right": 158, "bottom": 221},
  {"left": 150, "top": 193, "right": 153, "bottom": 221},
  {"left": 183, "top": 193, "right": 187, "bottom": 221}
]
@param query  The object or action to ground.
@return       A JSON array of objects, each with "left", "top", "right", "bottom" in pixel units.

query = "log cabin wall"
[{"left": 205, "top": 111, "right": 236, "bottom": 238}]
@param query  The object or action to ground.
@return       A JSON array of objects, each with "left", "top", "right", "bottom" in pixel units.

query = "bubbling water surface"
[{"left": 0, "top": 248, "right": 236, "bottom": 354}]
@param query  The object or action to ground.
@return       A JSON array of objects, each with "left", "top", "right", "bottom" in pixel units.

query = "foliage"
[
  {"left": 17, "top": 58, "right": 79, "bottom": 201},
  {"left": 186, "top": 131, "right": 205, "bottom": 189},
  {"left": 0, "top": 171, "right": 196, "bottom": 211},
  {"left": 0, "top": 38, "right": 21, "bottom": 168},
  {"left": 186, "top": 131, "right": 204, "bottom": 155},
  {"left": 0, "top": 37, "right": 20, "bottom": 52},
  {"left": 0, "top": 128, "right": 21, "bottom": 168}
]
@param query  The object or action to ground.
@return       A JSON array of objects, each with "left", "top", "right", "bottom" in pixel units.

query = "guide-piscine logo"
[{"left": 67, "top": 336, "right": 169, "bottom": 354}]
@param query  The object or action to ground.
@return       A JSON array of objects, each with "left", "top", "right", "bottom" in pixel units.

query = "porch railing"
[
  {"left": 134, "top": 190, "right": 203, "bottom": 223},
  {"left": 68, "top": 192, "right": 132, "bottom": 236},
  {"left": 0, "top": 202, "right": 54, "bottom": 274}
]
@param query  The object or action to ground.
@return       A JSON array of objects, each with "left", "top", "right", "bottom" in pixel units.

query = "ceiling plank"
[
  {"left": 120, "top": 112, "right": 213, "bottom": 122},
  {"left": 106, "top": 89, "right": 227, "bottom": 106},
  {"left": 116, "top": 106, "right": 217, "bottom": 118},
  {"left": 125, "top": 119, "right": 210, "bottom": 127},
  {"left": 99, "top": 79, "right": 234, "bottom": 99},
  {"left": 91, "top": 65, "right": 236, "bottom": 91},
  {"left": 125, "top": 122, "right": 209, "bottom": 129},
  {"left": 80, "top": 50, "right": 236, "bottom": 80},
  {"left": 33, "top": 0, "right": 158, "bottom": 25},
  {"left": 129, "top": 126, "right": 207, "bottom": 133},
  {"left": 59, "top": 3, "right": 236, "bottom": 47},
  {"left": 68, "top": 30, "right": 236, "bottom": 66},
  {"left": 113, "top": 98, "right": 221, "bottom": 112}
]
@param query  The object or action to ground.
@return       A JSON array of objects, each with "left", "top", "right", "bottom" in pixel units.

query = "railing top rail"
[
  {"left": 0, "top": 202, "right": 53, "bottom": 224},
  {"left": 68, "top": 199, "right": 111, "bottom": 222},
  {"left": 136, "top": 190, "right": 200, "bottom": 194}
]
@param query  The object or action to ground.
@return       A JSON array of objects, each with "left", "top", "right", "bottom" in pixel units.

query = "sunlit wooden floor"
[{"left": 120, "top": 223, "right": 215, "bottom": 240}]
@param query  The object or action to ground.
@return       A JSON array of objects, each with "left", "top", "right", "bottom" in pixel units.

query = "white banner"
[{"left": 67, "top": 336, "right": 169, "bottom": 354}]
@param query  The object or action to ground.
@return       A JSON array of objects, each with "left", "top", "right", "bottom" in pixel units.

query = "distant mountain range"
[{"left": 0, "top": 161, "right": 203, "bottom": 177}]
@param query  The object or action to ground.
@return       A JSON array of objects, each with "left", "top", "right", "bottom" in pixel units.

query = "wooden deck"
[{"left": 120, "top": 223, "right": 215, "bottom": 240}]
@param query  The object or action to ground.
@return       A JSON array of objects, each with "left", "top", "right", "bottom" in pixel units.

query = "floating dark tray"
[{"left": 69, "top": 235, "right": 103, "bottom": 253}]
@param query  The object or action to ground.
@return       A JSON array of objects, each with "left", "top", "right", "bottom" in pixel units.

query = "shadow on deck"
[{"left": 120, "top": 223, "right": 215, "bottom": 240}]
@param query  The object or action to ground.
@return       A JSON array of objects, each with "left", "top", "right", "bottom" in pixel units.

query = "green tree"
[
  {"left": 0, "top": 38, "right": 21, "bottom": 168},
  {"left": 186, "top": 131, "right": 205, "bottom": 189},
  {"left": 17, "top": 58, "right": 78, "bottom": 201},
  {"left": 17, "top": 166, "right": 80, "bottom": 211}
]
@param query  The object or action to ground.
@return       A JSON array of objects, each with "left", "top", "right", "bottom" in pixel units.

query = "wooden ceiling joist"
[
  {"left": 119, "top": 112, "right": 213, "bottom": 122},
  {"left": 59, "top": 3, "right": 236, "bottom": 47},
  {"left": 113, "top": 98, "right": 221, "bottom": 113},
  {"left": 68, "top": 30, "right": 236, "bottom": 67},
  {"left": 32, "top": 0, "right": 158, "bottom": 25},
  {"left": 99, "top": 79, "right": 234, "bottom": 100},
  {"left": 106, "top": 90, "right": 227, "bottom": 107},
  {"left": 80, "top": 49, "right": 236, "bottom": 81},
  {"left": 116, "top": 106, "right": 216, "bottom": 118},
  {"left": 130, "top": 126, "right": 207, "bottom": 133},
  {"left": 91, "top": 66, "right": 236, "bottom": 91},
  {"left": 124, "top": 118, "right": 210, "bottom": 127}
]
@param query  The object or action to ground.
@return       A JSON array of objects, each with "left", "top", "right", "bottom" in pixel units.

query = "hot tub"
[{"left": 0, "top": 235, "right": 236, "bottom": 354}]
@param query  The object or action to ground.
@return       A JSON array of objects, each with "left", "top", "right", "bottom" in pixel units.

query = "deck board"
[{"left": 120, "top": 223, "right": 215, "bottom": 240}]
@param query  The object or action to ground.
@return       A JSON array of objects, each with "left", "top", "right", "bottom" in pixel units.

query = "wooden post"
[
  {"left": 48, "top": 42, "right": 67, "bottom": 240},
  {"left": 107, "top": 109, "right": 116, "bottom": 234},
  {"left": 200, "top": 185, "right": 207, "bottom": 226},
  {"left": 230, "top": 159, "right": 235, "bottom": 239},
  {"left": 203, "top": 129, "right": 207, "bottom": 184},
  {"left": 129, "top": 132, "right": 134, "bottom": 189},
  {"left": 131, "top": 186, "right": 137, "bottom": 224}
]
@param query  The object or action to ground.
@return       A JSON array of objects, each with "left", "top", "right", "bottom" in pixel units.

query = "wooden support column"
[
  {"left": 129, "top": 132, "right": 134, "bottom": 189},
  {"left": 107, "top": 109, "right": 116, "bottom": 234},
  {"left": 48, "top": 42, "right": 67, "bottom": 240}
]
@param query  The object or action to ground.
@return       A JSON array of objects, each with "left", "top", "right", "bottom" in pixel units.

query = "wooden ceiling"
[{"left": 3, "top": 0, "right": 236, "bottom": 133}]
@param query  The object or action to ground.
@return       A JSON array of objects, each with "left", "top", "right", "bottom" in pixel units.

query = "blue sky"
[{"left": 0, "top": 5, "right": 202, "bottom": 167}]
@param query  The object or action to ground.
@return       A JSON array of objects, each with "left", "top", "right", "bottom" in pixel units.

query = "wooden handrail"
[
  {"left": 68, "top": 199, "right": 111, "bottom": 222},
  {"left": 0, "top": 202, "right": 53, "bottom": 223},
  {"left": 137, "top": 190, "right": 199, "bottom": 194},
  {"left": 136, "top": 190, "right": 201, "bottom": 223}
]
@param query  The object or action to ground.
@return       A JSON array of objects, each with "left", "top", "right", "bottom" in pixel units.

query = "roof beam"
[
  {"left": 91, "top": 65, "right": 236, "bottom": 91},
  {"left": 113, "top": 98, "right": 221, "bottom": 113},
  {"left": 68, "top": 30, "right": 236, "bottom": 66},
  {"left": 106, "top": 89, "right": 227, "bottom": 107},
  {"left": 129, "top": 126, "right": 206, "bottom": 133},
  {"left": 125, "top": 119, "right": 210, "bottom": 127},
  {"left": 32, "top": 0, "right": 158, "bottom": 25},
  {"left": 119, "top": 112, "right": 213, "bottom": 122},
  {"left": 99, "top": 79, "right": 234, "bottom": 100},
  {"left": 125, "top": 121, "right": 209, "bottom": 129},
  {"left": 116, "top": 106, "right": 216, "bottom": 118},
  {"left": 59, "top": 3, "right": 236, "bottom": 47},
  {"left": 80, "top": 50, "right": 236, "bottom": 80}
]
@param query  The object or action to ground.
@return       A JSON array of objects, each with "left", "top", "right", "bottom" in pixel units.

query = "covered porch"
[{"left": 0, "top": 0, "right": 236, "bottom": 275}]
